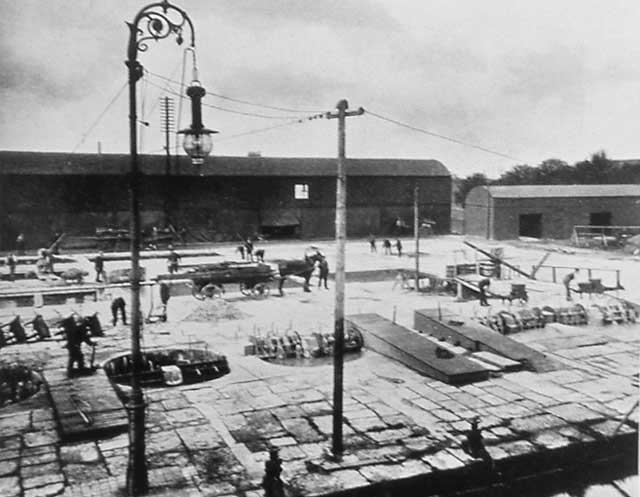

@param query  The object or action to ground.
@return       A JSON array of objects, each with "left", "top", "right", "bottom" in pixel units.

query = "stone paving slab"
[
  {"left": 0, "top": 237, "right": 638, "bottom": 496},
  {"left": 44, "top": 368, "right": 128, "bottom": 443}
]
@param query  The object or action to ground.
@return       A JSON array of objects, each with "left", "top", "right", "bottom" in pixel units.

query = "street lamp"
[
  {"left": 178, "top": 81, "right": 218, "bottom": 165},
  {"left": 125, "top": 2, "right": 212, "bottom": 494}
]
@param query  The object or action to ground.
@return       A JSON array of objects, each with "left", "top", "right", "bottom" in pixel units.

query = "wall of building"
[
  {"left": 0, "top": 173, "right": 451, "bottom": 249},
  {"left": 463, "top": 186, "right": 491, "bottom": 238},
  {"left": 491, "top": 196, "right": 640, "bottom": 240}
]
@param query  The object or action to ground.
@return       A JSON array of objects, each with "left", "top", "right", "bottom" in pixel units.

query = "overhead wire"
[
  {"left": 364, "top": 109, "right": 529, "bottom": 163},
  {"left": 144, "top": 59, "right": 184, "bottom": 123},
  {"left": 71, "top": 81, "right": 127, "bottom": 153},
  {"left": 144, "top": 77, "right": 313, "bottom": 120},
  {"left": 216, "top": 116, "right": 324, "bottom": 142},
  {"left": 145, "top": 69, "right": 324, "bottom": 114},
  {"left": 138, "top": 58, "right": 184, "bottom": 155},
  {"left": 138, "top": 68, "right": 527, "bottom": 162}
]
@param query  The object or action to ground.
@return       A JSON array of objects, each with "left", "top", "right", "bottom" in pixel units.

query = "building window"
[{"left": 294, "top": 184, "right": 309, "bottom": 200}]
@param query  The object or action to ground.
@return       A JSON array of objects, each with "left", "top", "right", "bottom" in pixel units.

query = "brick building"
[
  {"left": 464, "top": 184, "right": 640, "bottom": 240},
  {"left": 0, "top": 151, "right": 451, "bottom": 249}
]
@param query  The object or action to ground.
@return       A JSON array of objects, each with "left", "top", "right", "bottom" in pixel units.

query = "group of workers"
[
  {"left": 368, "top": 236, "right": 403, "bottom": 257},
  {"left": 93, "top": 245, "right": 182, "bottom": 281},
  {"left": 237, "top": 238, "right": 265, "bottom": 262},
  {"left": 476, "top": 268, "right": 580, "bottom": 306}
]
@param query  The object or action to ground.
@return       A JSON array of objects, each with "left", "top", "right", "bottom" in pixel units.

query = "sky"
[{"left": 1, "top": 0, "right": 639, "bottom": 177}]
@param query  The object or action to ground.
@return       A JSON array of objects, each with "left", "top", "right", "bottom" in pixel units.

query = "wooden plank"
[
  {"left": 346, "top": 313, "right": 491, "bottom": 385},
  {"left": 466, "top": 356, "right": 503, "bottom": 372},
  {"left": 414, "top": 309, "right": 559, "bottom": 372},
  {"left": 463, "top": 240, "right": 534, "bottom": 279},
  {"left": 471, "top": 351, "right": 522, "bottom": 371},
  {"left": 43, "top": 368, "right": 128, "bottom": 442}
]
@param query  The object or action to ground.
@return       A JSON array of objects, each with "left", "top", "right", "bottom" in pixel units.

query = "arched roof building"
[{"left": 465, "top": 184, "right": 640, "bottom": 240}]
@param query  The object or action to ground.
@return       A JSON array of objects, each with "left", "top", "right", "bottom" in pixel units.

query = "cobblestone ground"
[{"left": 0, "top": 236, "right": 638, "bottom": 496}]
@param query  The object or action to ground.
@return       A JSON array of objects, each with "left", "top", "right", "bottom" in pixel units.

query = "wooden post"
[
  {"left": 326, "top": 100, "right": 363, "bottom": 459},
  {"left": 414, "top": 186, "right": 419, "bottom": 292},
  {"left": 161, "top": 96, "right": 174, "bottom": 227}
]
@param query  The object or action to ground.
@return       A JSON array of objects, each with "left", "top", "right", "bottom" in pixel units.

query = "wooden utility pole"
[
  {"left": 326, "top": 99, "right": 364, "bottom": 458},
  {"left": 414, "top": 185, "right": 420, "bottom": 292},
  {"left": 160, "top": 96, "right": 175, "bottom": 227}
]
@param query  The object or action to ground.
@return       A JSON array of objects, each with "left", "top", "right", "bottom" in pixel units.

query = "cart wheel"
[
  {"left": 251, "top": 283, "right": 270, "bottom": 298},
  {"left": 201, "top": 283, "right": 223, "bottom": 299},
  {"left": 190, "top": 283, "right": 206, "bottom": 301},
  {"left": 240, "top": 283, "right": 252, "bottom": 296}
]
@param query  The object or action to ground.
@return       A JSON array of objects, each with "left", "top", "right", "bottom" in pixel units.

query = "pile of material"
[{"left": 184, "top": 299, "right": 246, "bottom": 322}]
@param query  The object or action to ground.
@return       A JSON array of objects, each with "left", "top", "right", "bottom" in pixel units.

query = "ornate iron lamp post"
[{"left": 125, "top": 2, "right": 212, "bottom": 494}]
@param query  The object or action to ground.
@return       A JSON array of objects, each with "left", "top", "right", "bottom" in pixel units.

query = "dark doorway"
[
  {"left": 590, "top": 212, "right": 611, "bottom": 226},
  {"left": 519, "top": 213, "right": 542, "bottom": 238}
]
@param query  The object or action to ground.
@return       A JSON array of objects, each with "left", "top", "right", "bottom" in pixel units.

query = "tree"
[
  {"left": 573, "top": 151, "right": 613, "bottom": 184},
  {"left": 496, "top": 164, "right": 537, "bottom": 185},
  {"left": 536, "top": 159, "right": 572, "bottom": 184}
]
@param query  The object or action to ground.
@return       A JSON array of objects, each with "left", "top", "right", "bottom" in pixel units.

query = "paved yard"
[{"left": 0, "top": 236, "right": 637, "bottom": 496}]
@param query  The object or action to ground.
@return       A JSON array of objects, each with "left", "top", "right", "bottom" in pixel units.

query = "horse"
[{"left": 274, "top": 252, "right": 324, "bottom": 296}]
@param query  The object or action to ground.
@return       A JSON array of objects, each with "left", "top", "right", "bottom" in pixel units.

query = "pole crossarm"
[{"left": 326, "top": 103, "right": 365, "bottom": 120}]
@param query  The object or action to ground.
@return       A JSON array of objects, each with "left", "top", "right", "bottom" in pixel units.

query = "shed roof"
[
  {"left": 485, "top": 184, "right": 640, "bottom": 198},
  {"left": 0, "top": 151, "right": 449, "bottom": 177}
]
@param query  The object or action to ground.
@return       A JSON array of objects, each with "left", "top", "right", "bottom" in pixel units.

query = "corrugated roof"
[
  {"left": 0, "top": 151, "right": 449, "bottom": 177},
  {"left": 487, "top": 184, "right": 640, "bottom": 198}
]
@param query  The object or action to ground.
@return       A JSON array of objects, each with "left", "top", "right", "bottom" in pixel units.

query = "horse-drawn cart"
[{"left": 163, "top": 262, "right": 277, "bottom": 300}]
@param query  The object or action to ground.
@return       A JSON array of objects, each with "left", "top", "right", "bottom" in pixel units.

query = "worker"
[
  {"left": 63, "top": 313, "right": 95, "bottom": 376},
  {"left": 94, "top": 251, "right": 106, "bottom": 282},
  {"left": 111, "top": 296, "right": 127, "bottom": 326},
  {"left": 254, "top": 248, "right": 265, "bottom": 263},
  {"left": 167, "top": 245, "right": 181, "bottom": 274},
  {"left": 7, "top": 253, "right": 17, "bottom": 281},
  {"left": 159, "top": 282, "right": 170, "bottom": 322},
  {"left": 563, "top": 268, "right": 579, "bottom": 301},
  {"left": 395, "top": 217, "right": 404, "bottom": 236},
  {"left": 368, "top": 235, "right": 377, "bottom": 253},
  {"left": 237, "top": 244, "right": 245, "bottom": 260},
  {"left": 36, "top": 249, "right": 50, "bottom": 276},
  {"left": 395, "top": 239, "right": 403, "bottom": 257},
  {"left": 244, "top": 238, "right": 254, "bottom": 262},
  {"left": 15, "top": 233, "right": 25, "bottom": 255},
  {"left": 383, "top": 239, "right": 392, "bottom": 255},
  {"left": 317, "top": 256, "right": 329, "bottom": 289},
  {"left": 478, "top": 278, "right": 491, "bottom": 306}
]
